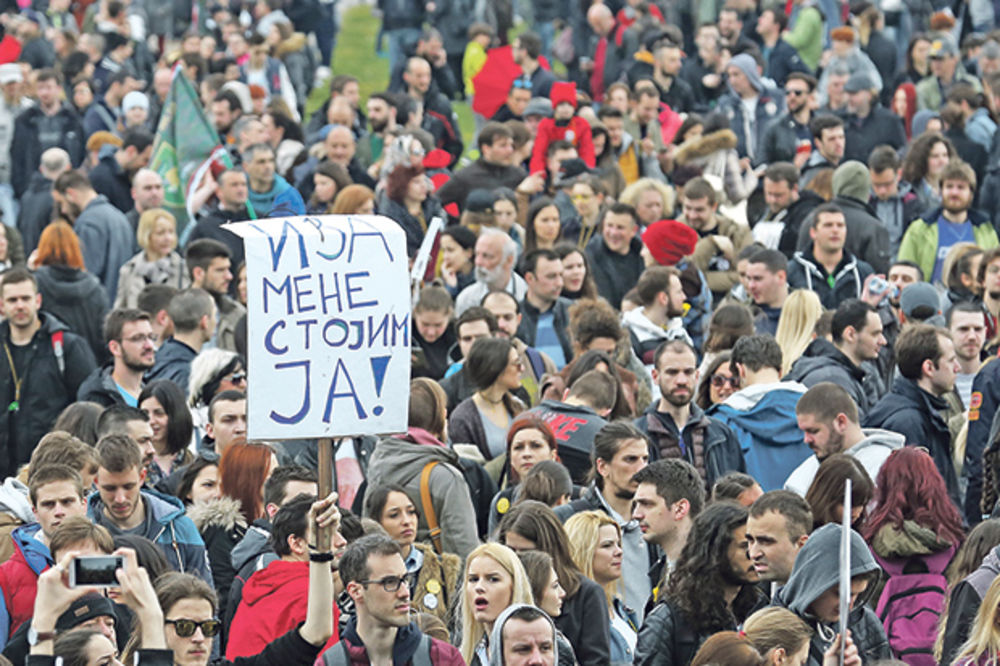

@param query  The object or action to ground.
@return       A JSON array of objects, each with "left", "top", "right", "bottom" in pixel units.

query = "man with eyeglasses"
[
  {"left": 762, "top": 73, "right": 817, "bottom": 168},
  {"left": 228, "top": 493, "right": 346, "bottom": 659},
  {"left": 635, "top": 338, "right": 743, "bottom": 490},
  {"left": 317, "top": 534, "right": 465, "bottom": 665},
  {"left": 0, "top": 268, "right": 95, "bottom": 479},
  {"left": 78, "top": 309, "right": 156, "bottom": 408}
]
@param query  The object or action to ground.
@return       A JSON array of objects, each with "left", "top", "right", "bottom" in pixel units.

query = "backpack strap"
[
  {"left": 50, "top": 331, "right": 64, "bottom": 376},
  {"left": 419, "top": 461, "right": 443, "bottom": 555},
  {"left": 412, "top": 634, "right": 434, "bottom": 666}
]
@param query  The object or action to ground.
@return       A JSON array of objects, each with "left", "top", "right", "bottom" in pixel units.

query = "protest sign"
[{"left": 225, "top": 215, "right": 411, "bottom": 440}]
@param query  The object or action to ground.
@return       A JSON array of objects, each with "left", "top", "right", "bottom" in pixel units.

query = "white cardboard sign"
[{"left": 224, "top": 215, "right": 411, "bottom": 439}]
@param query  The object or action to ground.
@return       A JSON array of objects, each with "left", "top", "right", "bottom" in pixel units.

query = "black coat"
[
  {"left": 516, "top": 297, "right": 573, "bottom": 364},
  {"left": 786, "top": 338, "right": 879, "bottom": 418},
  {"left": 10, "top": 104, "right": 84, "bottom": 198},
  {"left": 585, "top": 234, "right": 644, "bottom": 310},
  {"left": 16, "top": 173, "right": 54, "bottom": 255},
  {"left": 377, "top": 195, "right": 446, "bottom": 258},
  {"left": 842, "top": 105, "right": 906, "bottom": 164},
  {"left": 188, "top": 206, "right": 248, "bottom": 268},
  {"left": 554, "top": 575, "right": 612, "bottom": 666},
  {"left": 865, "top": 376, "right": 961, "bottom": 510},
  {"left": 797, "top": 195, "right": 891, "bottom": 274},
  {"left": 146, "top": 337, "right": 198, "bottom": 392},
  {"left": 436, "top": 158, "right": 527, "bottom": 212},
  {"left": 0, "top": 313, "right": 96, "bottom": 477},
  {"left": 767, "top": 39, "right": 812, "bottom": 87},
  {"left": 634, "top": 601, "right": 725, "bottom": 666},
  {"left": 88, "top": 154, "right": 134, "bottom": 213},
  {"left": 33, "top": 264, "right": 109, "bottom": 363},
  {"left": 77, "top": 364, "right": 127, "bottom": 407}
]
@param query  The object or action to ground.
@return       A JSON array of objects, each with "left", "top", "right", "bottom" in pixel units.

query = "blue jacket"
[
  {"left": 0, "top": 523, "right": 51, "bottom": 648},
  {"left": 87, "top": 488, "right": 213, "bottom": 586},
  {"left": 967, "top": 358, "right": 1000, "bottom": 524},
  {"left": 145, "top": 337, "right": 197, "bottom": 393},
  {"left": 707, "top": 382, "right": 811, "bottom": 491},
  {"left": 248, "top": 174, "right": 306, "bottom": 218}
]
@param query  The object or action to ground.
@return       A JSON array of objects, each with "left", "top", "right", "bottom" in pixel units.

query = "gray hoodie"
[
  {"left": 775, "top": 524, "right": 891, "bottom": 665},
  {"left": 488, "top": 604, "right": 558, "bottom": 666},
  {"left": 784, "top": 428, "right": 905, "bottom": 496}
]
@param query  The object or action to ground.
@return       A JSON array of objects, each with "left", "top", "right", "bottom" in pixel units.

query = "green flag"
[{"left": 149, "top": 67, "right": 250, "bottom": 235}]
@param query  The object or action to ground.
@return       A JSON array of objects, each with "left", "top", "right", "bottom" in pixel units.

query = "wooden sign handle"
[{"left": 317, "top": 437, "right": 333, "bottom": 549}]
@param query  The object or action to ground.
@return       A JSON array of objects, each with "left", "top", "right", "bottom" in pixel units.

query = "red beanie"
[
  {"left": 641, "top": 219, "right": 699, "bottom": 266},
  {"left": 549, "top": 81, "right": 577, "bottom": 109}
]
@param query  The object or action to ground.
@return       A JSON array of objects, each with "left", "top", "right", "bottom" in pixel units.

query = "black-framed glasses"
[
  {"left": 710, "top": 375, "right": 739, "bottom": 388},
  {"left": 359, "top": 571, "right": 417, "bottom": 592},
  {"left": 166, "top": 618, "right": 222, "bottom": 638},
  {"left": 785, "top": 88, "right": 807, "bottom": 96}
]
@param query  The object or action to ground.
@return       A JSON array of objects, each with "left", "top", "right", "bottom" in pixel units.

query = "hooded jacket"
[
  {"left": 0, "top": 479, "right": 32, "bottom": 563},
  {"left": 187, "top": 496, "right": 247, "bottom": 627},
  {"left": 785, "top": 338, "right": 880, "bottom": 417},
  {"left": 33, "top": 264, "right": 108, "bottom": 362},
  {"left": 673, "top": 129, "right": 757, "bottom": 205},
  {"left": 715, "top": 54, "right": 785, "bottom": 165},
  {"left": 10, "top": 103, "right": 84, "bottom": 198},
  {"left": 865, "top": 376, "right": 961, "bottom": 510},
  {"left": 318, "top": 616, "right": 464, "bottom": 665},
  {"left": 0, "top": 523, "right": 51, "bottom": 645},
  {"left": 145, "top": 337, "right": 198, "bottom": 392},
  {"left": 774, "top": 524, "right": 891, "bottom": 665},
  {"left": 87, "top": 488, "right": 213, "bottom": 585},
  {"left": 687, "top": 213, "right": 753, "bottom": 297},
  {"left": 227, "top": 560, "right": 339, "bottom": 660},
  {"left": 869, "top": 181, "right": 923, "bottom": 257},
  {"left": 622, "top": 307, "right": 683, "bottom": 367},
  {"left": 585, "top": 234, "right": 645, "bottom": 310},
  {"left": 708, "top": 381, "right": 812, "bottom": 491},
  {"left": 225, "top": 518, "right": 279, "bottom": 633},
  {"left": 787, "top": 248, "right": 873, "bottom": 309},
  {"left": 76, "top": 364, "right": 127, "bottom": 408},
  {"left": 365, "top": 428, "right": 479, "bottom": 559},
  {"left": 942, "top": 545, "right": 1000, "bottom": 664},
  {"left": 0, "top": 313, "right": 96, "bottom": 477},
  {"left": 248, "top": 174, "right": 307, "bottom": 218},
  {"left": 488, "top": 604, "right": 558, "bottom": 666},
  {"left": 842, "top": 104, "right": 907, "bottom": 163},
  {"left": 436, "top": 158, "right": 527, "bottom": 213},
  {"left": 897, "top": 207, "right": 1000, "bottom": 283},
  {"left": 635, "top": 402, "right": 745, "bottom": 489},
  {"left": 784, "top": 428, "right": 905, "bottom": 496},
  {"left": 74, "top": 194, "right": 135, "bottom": 307}
]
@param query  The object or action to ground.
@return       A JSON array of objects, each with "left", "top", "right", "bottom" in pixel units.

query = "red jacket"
[
  {"left": 316, "top": 619, "right": 466, "bottom": 666},
  {"left": 529, "top": 117, "right": 596, "bottom": 174},
  {"left": 0, "top": 524, "right": 51, "bottom": 639},
  {"left": 226, "top": 560, "right": 339, "bottom": 660}
]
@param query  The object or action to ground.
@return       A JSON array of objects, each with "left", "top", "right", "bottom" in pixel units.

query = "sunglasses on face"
[
  {"left": 710, "top": 375, "right": 739, "bottom": 388},
  {"left": 166, "top": 618, "right": 222, "bottom": 638}
]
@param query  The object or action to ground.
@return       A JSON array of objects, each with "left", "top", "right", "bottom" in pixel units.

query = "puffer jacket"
[
  {"left": 673, "top": 129, "right": 758, "bottom": 205},
  {"left": 688, "top": 213, "right": 753, "bottom": 297},
  {"left": 787, "top": 249, "right": 874, "bottom": 309},
  {"left": 187, "top": 496, "right": 247, "bottom": 629},
  {"left": 774, "top": 524, "right": 891, "bottom": 665},
  {"left": 0, "top": 524, "right": 51, "bottom": 646},
  {"left": 634, "top": 403, "right": 745, "bottom": 489},
  {"left": 785, "top": 338, "right": 881, "bottom": 418},
  {"left": 365, "top": 428, "right": 479, "bottom": 559}
]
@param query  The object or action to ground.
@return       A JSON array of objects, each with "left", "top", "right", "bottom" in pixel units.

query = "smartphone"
[{"left": 69, "top": 555, "right": 124, "bottom": 588}]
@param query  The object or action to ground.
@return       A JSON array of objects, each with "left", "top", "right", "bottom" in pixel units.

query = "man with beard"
[
  {"left": 949, "top": 302, "right": 987, "bottom": 407},
  {"left": 0, "top": 269, "right": 95, "bottom": 478},
  {"left": 762, "top": 73, "right": 817, "bottom": 167},
  {"left": 88, "top": 128, "right": 154, "bottom": 213},
  {"left": 52, "top": 170, "right": 134, "bottom": 307},
  {"left": 631, "top": 459, "right": 704, "bottom": 610},
  {"left": 455, "top": 228, "right": 526, "bottom": 316},
  {"left": 635, "top": 502, "right": 763, "bottom": 666},
  {"left": 555, "top": 421, "right": 651, "bottom": 618},
  {"left": 356, "top": 92, "right": 397, "bottom": 169},
  {"left": 437, "top": 123, "right": 527, "bottom": 214},
  {"left": 787, "top": 300, "right": 886, "bottom": 419},
  {"left": 623, "top": 267, "right": 689, "bottom": 365},
  {"left": 785, "top": 382, "right": 903, "bottom": 496},
  {"left": 185, "top": 240, "right": 245, "bottom": 353},
  {"left": 77, "top": 309, "right": 156, "bottom": 408},
  {"left": 187, "top": 170, "right": 251, "bottom": 267},
  {"left": 512, "top": 32, "right": 555, "bottom": 99},
  {"left": 898, "top": 160, "right": 1000, "bottom": 284},
  {"left": 635, "top": 338, "right": 744, "bottom": 489}
]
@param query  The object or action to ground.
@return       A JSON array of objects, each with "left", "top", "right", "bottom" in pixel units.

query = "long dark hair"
[
  {"left": 498, "top": 500, "right": 583, "bottom": 597},
  {"left": 900, "top": 132, "right": 955, "bottom": 185},
  {"left": 805, "top": 454, "right": 874, "bottom": 531},
  {"left": 466, "top": 337, "right": 522, "bottom": 417},
  {"left": 565, "top": 349, "right": 630, "bottom": 420},
  {"left": 524, "top": 197, "right": 562, "bottom": 253},
  {"left": 176, "top": 456, "right": 218, "bottom": 505},
  {"left": 666, "top": 502, "right": 760, "bottom": 632},
  {"left": 696, "top": 351, "right": 732, "bottom": 410},
  {"left": 554, "top": 242, "right": 599, "bottom": 300},
  {"left": 862, "top": 447, "right": 965, "bottom": 547},
  {"left": 138, "top": 380, "right": 194, "bottom": 456}
]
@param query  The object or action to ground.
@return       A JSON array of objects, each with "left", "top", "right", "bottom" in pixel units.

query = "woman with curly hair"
[
  {"left": 635, "top": 502, "right": 763, "bottom": 666},
  {"left": 619, "top": 178, "right": 675, "bottom": 227},
  {"left": 900, "top": 131, "right": 956, "bottom": 214}
]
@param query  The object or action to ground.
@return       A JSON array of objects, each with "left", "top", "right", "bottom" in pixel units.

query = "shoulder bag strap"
[{"left": 420, "top": 461, "right": 443, "bottom": 555}]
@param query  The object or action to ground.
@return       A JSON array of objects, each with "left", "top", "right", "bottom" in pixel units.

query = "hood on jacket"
[
  {"left": 371, "top": 434, "right": 460, "bottom": 478},
  {"left": 622, "top": 307, "right": 679, "bottom": 342},
  {"left": 186, "top": 495, "right": 247, "bottom": 533},
  {"left": 488, "top": 604, "right": 558, "bottom": 666},
  {"left": 720, "top": 381, "right": 807, "bottom": 413},
  {"left": 11, "top": 523, "right": 52, "bottom": 574},
  {"left": 0, "top": 478, "right": 33, "bottom": 523},
  {"left": 727, "top": 53, "right": 763, "bottom": 93},
  {"left": 241, "top": 558, "right": 308, "bottom": 606},
  {"left": 87, "top": 487, "right": 187, "bottom": 542},
  {"left": 871, "top": 520, "right": 954, "bottom": 560},
  {"left": 780, "top": 524, "right": 880, "bottom": 623},
  {"left": 832, "top": 161, "right": 871, "bottom": 201},
  {"left": 850, "top": 428, "right": 905, "bottom": 458},
  {"left": 674, "top": 129, "right": 738, "bottom": 165},
  {"left": 34, "top": 265, "right": 103, "bottom": 304},
  {"left": 276, "top": 31, "right": 307, "bottom": 57},
  {"left": 787, "top": 338, "right": 865, "bottom": 382},
  {"left": 231, "top": 519, "right": 274, "bottom": 573}
]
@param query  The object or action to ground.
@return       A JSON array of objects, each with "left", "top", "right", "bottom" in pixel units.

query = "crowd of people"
[{"left": 8, "top": 0, "right": 1000, "bottom": 664}]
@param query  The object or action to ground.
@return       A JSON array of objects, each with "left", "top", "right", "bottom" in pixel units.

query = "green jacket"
[
  {"left": 915, "top": 67, "right": 982, "bottom": 111},
  {"left": 897, "top": 207, "right": 1000, "bottom": 280},
  {"left": 783, "top": 6, "right": 823, "bottom": 71}
]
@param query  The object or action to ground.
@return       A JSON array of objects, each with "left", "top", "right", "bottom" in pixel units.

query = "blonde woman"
[
  {"left": 460, "top": 542, "right": 534, "bottom": 665},
  {"left": 951, "top": 574, "right": 1000, "bottom": 665},
  {"left": 565, "top": 510, "right": 637, "bottom": 665},
  {"left": 619, "top": 178, "right": 675, "bottom": 228},
  {"left": 775, "top": 290, "right": 825, "bottom": 375},
  {"left": 114, "top": 208, "right": 189, "bottom": 308}
]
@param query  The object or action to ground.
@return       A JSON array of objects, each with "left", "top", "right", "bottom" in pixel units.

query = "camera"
[{"left": 69, "top": 555, "right": 124, "bottom": 588}]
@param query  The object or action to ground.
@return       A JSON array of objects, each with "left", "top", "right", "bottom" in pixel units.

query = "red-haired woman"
[
  {"left": 187, "top": 442, "right": 278, "bottom": 616},
  {"left": 487, "top": 414, "right": 560, "bottom": 535},
  {"left": 379, "top": 164, "right": 445, "bottom": 259},
  {"left": 31, "top": 220, "right": 108, "bottom": 360},
  {"left": 862, "top": 447, "right": 965, "bottom": 660},
  {"left": 892, "top": 83, "right": 918, "bottom": 140}
]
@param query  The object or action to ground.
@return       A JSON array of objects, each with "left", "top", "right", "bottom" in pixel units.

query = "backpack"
[
  {"left": 873, "top": 548, "right": 953, "bottom": 665},
  {"left": 321, "top": 634, "right": 433, "bottom": 665}
]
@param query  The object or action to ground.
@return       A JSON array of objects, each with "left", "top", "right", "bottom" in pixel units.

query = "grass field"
[{"left": 306, "top": 4, "right": 477, "bottom": 155}]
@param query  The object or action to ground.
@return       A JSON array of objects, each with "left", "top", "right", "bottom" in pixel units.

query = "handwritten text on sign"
[{"left": 225, "top": 215, "right": 411, "bottom": 439}]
